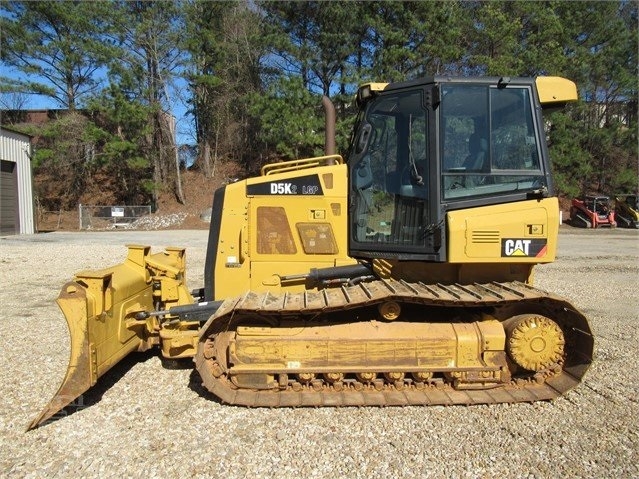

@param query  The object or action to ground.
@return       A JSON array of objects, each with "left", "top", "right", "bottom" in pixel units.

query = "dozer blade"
[
  {"left": 28, "top": 282, "right": 112, "bottom": 430},
  {"left": 27, "top": 245, "right": 191, "bottom": 430}
]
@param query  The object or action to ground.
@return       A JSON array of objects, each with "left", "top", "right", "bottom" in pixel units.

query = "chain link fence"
[{"left": 78, "top": 204, "right": 152, "bottom": 230}]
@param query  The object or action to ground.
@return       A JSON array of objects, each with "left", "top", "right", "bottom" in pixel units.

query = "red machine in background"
[{"left": 569, "top": 195, "right": 616, "bottom": 228}]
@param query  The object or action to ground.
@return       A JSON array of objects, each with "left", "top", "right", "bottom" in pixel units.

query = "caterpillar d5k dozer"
[{"left": 29, "top": 76, "right": 594, "bottom": 430}]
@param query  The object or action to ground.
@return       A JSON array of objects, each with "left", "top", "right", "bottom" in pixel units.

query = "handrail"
[{"left": 261, "top": 154, "right": 344, "bottom": 176}]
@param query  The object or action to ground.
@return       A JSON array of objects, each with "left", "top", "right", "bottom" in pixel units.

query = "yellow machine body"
[
  {"left": 210, "top": 156, "right": 354, "bottom": 299},
  {"left": 614, "top": 194, "right": 639, "bottom": 228},
  {"left": 29, "top": 76, "right": 593, "bottom": 429}
]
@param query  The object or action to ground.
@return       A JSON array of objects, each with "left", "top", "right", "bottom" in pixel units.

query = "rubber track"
[{"left": 195, "top": 280, "right": 593, "bottom": 407}]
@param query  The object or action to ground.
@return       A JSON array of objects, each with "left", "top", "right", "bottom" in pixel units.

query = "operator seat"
[
  {"left": 463, "top": 133, "right": 488, "bottom": 171},
  {"left": 462, "top": 133, "right": 488, "bottom": 187}
]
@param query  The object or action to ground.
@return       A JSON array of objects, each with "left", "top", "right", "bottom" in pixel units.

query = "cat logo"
[
  {"left": 501, "top": 238, "right": 547, "bottom": 257},
  {"left": 504, "top": 239, "right": 532, "bottom": 256}
]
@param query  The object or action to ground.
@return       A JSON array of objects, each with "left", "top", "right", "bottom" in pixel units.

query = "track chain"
[{"left": 195, "top": 280, "right": 593, "bottom": 407}]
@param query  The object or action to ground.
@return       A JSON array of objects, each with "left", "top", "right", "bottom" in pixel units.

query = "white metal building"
[{"left": 0, "top": 126, "right": 35, "bottom": 235}]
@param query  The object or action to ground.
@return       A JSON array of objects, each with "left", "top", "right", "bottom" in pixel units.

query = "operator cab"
[{"left": 347, "top": 76, "right": 560, "bottom": 261}]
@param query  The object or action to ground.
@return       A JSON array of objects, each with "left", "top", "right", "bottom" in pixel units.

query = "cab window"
[{"left": 441, "top": 85, "right": 543, "bottom": 200}]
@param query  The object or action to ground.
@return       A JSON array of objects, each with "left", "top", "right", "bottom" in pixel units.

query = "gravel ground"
[{"left": 0, "top": 227, "right": 637, "bottom": 478}]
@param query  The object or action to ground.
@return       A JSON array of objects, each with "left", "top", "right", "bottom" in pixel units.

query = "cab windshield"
[{"left": 441, "top": 85, "right": 545, "bottom": 200}]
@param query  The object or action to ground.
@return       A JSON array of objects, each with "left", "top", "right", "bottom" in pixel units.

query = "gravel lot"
[{"left": 0, "top": 227, "right": 637, "bottom": 478}]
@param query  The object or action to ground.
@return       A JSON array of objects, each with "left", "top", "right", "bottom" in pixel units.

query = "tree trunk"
[
  {"left": 167, "top": 112, "right": 186, "bottom": 204},
  {"left": 202, "top": 140, "right": 212, "bottom": 178}
]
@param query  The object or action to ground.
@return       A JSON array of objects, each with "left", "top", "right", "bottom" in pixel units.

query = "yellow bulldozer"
[
  {"left": 615, "top": 194, "right": 639, "bottom": 228},
  {"left": 29, "top": 76, "right": 593, "bottom": 430}
]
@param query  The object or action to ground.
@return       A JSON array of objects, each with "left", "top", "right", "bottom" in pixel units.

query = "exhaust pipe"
[{"left": 322, "top": 95, "right": 336, "bottom": 160}]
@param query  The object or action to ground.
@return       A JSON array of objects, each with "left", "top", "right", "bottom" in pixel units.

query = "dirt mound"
[{"left": 36, "top": 162, "right": 244, "bottom": 232}]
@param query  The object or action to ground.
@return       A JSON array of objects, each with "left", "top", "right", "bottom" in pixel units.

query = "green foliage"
[
  {"left": 1, "top": 0, "right": 635, "bottom": 204},
  {"left": 139, "top": 179, "right": 157, "bottom": 195},
  {"left": 547, "top": 1, "right": 638, "bottom": 196},
  {"left": 363, "top": 1, "right": 466, "bottom": 79},
  {"left": 15, "top": 111, "right": 96, "bottom": 209},
  {"left": 249, "top": 76, "right": 325, "bottom": 159},
  {"left": 83, "top": 81, "right": 155, "bottom": 204},
  {"left": 32, "top": 148, "right": 54, "bottom": 168},
  {"left": 546, "top": 108, "right": 594, "bottom": 198},
  {"left": 183, "top": 1, "right": 263, "bottom": 174},
  {"left": 1, "top": 1, "right": 117, "bottom": 108}
]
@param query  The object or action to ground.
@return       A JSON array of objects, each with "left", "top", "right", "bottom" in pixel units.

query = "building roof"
[{"left": 0, "top": 125, "right": 33, "bottom": 139}]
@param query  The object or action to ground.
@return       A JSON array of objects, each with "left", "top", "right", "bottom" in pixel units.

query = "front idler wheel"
[{"left": 504, "top": 314, "right": 565, "bottom": 372}]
